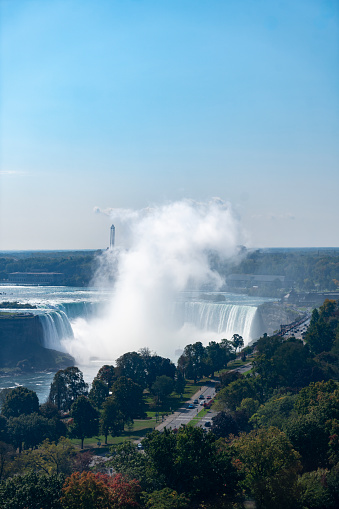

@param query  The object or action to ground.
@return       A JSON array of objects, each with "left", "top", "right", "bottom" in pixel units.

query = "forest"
[
  {"left": 0, "top": 299, "right": 338, "bottom": 508},
  {"left": 0, "top": 249, "right": 338, "bottom": 294}
]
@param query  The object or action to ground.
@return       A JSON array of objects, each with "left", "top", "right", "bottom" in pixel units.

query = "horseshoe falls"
[
  {"left": 0, "top": 286, "right": 270, "bottom": 358},
  {"left": 174, "top": 293, "right": 267, "bottom": 343}
]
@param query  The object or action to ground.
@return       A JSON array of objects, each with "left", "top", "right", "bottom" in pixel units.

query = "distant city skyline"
[{"left": 0, "top": 0, "right": 338, "bottom": 250}]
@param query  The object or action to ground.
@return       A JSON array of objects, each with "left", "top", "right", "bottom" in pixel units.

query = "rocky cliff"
[
  {"left": 0, "top": 313, "right": 74, "bottom": 371},
  {"left": 256, "top": 302, "right": 301, "bottom": 337}
]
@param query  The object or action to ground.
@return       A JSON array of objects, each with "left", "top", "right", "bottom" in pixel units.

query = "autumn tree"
[
  {"left": 60, "top": 471, "right": 112, "bottom": 509},
  {"left": 60, "top": 472, "right": 141, "bottom": 509}
]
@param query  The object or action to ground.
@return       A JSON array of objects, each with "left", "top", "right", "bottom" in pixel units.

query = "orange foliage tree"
[{"left": 60, "top": 472, "right": 140, "bottom": 509}]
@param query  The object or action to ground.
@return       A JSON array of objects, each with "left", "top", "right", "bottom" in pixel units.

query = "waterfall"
[
  {"left": 39, "top": 310, "right": 74, "bottom": 351},
  {"left": 174, "top": 301, "right": 262, "bottom": 342}
]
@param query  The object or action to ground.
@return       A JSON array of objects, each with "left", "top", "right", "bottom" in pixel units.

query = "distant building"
[
  {"left": 227, "top": 274, "right": 290, "bottom": 289},
  {"left": 8, "top": 272, "right": 64, "bottom": 285},
  {"left": 110, "top": 224, "right": 115, "bottom": 249}
]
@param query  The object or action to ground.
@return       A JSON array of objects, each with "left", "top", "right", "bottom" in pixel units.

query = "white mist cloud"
[{"left": 64, "top": 198, "right": 244, "bottom": 363}]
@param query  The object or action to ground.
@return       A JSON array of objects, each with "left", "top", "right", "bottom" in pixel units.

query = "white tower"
[{"left": 110, "top": 224, "right": 115, "bottom": 249}]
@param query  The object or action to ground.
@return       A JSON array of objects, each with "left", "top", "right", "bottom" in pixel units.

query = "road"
[{"left": 156, "top": 382, "right": 217, "bottom": 431}]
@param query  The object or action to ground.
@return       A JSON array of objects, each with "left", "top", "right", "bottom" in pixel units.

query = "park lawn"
[{"left": 71, "top": 416, "right": 158, "bottom": 449}]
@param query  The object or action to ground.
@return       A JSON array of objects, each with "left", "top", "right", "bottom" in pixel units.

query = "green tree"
[
  {"left": 151, "top": 375, "right": 174, "bottom": 405},
  {"left": 89, "top": 378, "right": 109, "bottom": 410},
  {"left": 298, "top": 468, "right": 336, "bottom": 509},
  {"left": 110, "top": 377, "right": 145, "bottom": 425},
  {"left": 69, "top": 396, "right": 98, "bottom": 449},
  {"left": 0, "top": 471, "right": 64, "bottom": 509},
  {"left": 1, "top": 386, "right": 39, "bottom": 418},
  {"left": 211, "top": 411, "right": 239, "bottom": 438},
  {"left": 48, "top": 367, "right": 88, "bottom": 412},
  {"left": 177, "top": 342, "right": 206, "bottom": 383},
  {"left": 305, "top": 300, "right": 338, "bottom": 355},
  {"left": 94, "top": 364, "right": 117, "bottom": 388},
  {"left": 143, "top": 487, "right": 190, "bottom": 509},
  {"left": 231, "top": 333, "right": 244, "bottom": 354},
  {"left": 109, "top": 441, "right": 152, "bottom": 492},
  {"left": 19, "top": 438, "right": 77, "bottom": 476},
  {"left": 139, "top": 350, "right": 176, "bottom": 390},
  {"left": 0, "top": 414, "right": 9, "bottom": 443},
  {"left": 115, "top": 352, "right": 147, "bottom": 389},
  {"left": 216, "top": 375, "right": 263, "bottom": 412},
  {"left": 205, "top": 340, "right": 227, "bottom": 376},
  {"left": 100, "top": 397, "right": 124, "bottom": 445},
  {"left": 0, "top": 441, "right": 15, "bottom": 482},
  {"left": 250, "top": 392, "right": 296, "bottom": 430},
  {"left": 232, "top": 427, "right": 302, "bottom": 509},
  {"left": 143, "top": 426, "right": 239, "bottom": 505}
]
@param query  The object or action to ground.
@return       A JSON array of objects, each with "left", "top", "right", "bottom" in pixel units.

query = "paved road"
[{"left": 156, "top": 382, "right": 217, "bottom": 432}]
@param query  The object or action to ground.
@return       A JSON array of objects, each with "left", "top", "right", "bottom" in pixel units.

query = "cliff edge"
[{"left": 0, "top": 313, "right": 74, "bottom": 371}]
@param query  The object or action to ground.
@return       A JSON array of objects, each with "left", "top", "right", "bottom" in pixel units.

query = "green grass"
[{"left": 70, "top": 417, "right": 158, "bottom": 449}]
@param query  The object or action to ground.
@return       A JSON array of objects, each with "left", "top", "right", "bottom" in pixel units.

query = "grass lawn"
[{"left": 71, "top": 416, "right": 158, "bottom": 449}]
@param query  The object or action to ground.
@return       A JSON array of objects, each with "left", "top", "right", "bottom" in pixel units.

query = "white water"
[
  {"left": 0, "top": 285, "right": 269, "bottom": 359},
  {"left": 176, "top": 302, "right": 259, "bottom": 339},
  {"left": 0, "top": 285, "right": 272, "bottom": 403}
]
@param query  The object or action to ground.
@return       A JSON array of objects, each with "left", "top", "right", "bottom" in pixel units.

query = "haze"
[{"left": 0, "top": 0, "right": 338, "bottom": 250}]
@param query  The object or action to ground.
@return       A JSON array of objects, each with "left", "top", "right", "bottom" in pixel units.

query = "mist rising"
[{"left": 63, "top": 198, "right": 245, "bottom": 363}]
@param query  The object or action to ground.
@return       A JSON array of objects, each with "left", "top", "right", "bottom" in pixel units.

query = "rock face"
[
  {"left": 0, "top": 313, "right": 74, "bottom": 371},
  {"left": 256, "top": 302, "right": 301, "bottom": 337}
]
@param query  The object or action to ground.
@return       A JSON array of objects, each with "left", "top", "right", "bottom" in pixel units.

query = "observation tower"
[{"left": 110, "top": 224, "right": 115, "bottom": 249}]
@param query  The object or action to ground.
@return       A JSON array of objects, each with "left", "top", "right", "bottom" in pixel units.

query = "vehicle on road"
[
  {"left": 199, "top": 394, "right": 205, "bottom": 399},
  {"left": 188, "top": 404, "right": 194, "bottom": 409},
  {"left": 204, "top": 421, "right": 211, "bottom": 427},
  {"left": 137, "top": 443, "right": 143, "bottom": 450},
  {"left": 193, "top": 399, "right": 198, "bottom": 404},
  {"left": 206, "top": 395, "right": 212, "bottom": 399}
]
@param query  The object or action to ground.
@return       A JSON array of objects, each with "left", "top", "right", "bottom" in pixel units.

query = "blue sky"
[{"left": 0, "top": 0, "right": 338, "bottom": 249}]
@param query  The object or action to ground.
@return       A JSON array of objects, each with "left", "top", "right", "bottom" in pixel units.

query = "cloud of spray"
[{"left": 64, "top": 198, "right": 244, "bottom": 363}]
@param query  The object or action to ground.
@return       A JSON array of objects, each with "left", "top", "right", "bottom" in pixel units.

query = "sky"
[{"left": 0, "top": 0, "right": 338, "bottom": 250}]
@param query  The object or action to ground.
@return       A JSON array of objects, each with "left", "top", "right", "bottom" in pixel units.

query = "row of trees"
[{"left": 177, "top": 335, "right": 243, "bottom": 382}]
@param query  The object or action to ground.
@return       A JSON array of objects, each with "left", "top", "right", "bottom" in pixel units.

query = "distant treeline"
[
  {"left": 226, "top": 249, "right": 339, "bottom": 293},
  {"left": 0, "top": 249, "right": 338, "bottom": 292},
  {"left": 0, "top": 251, "right": 101, "bottom": 287}
]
